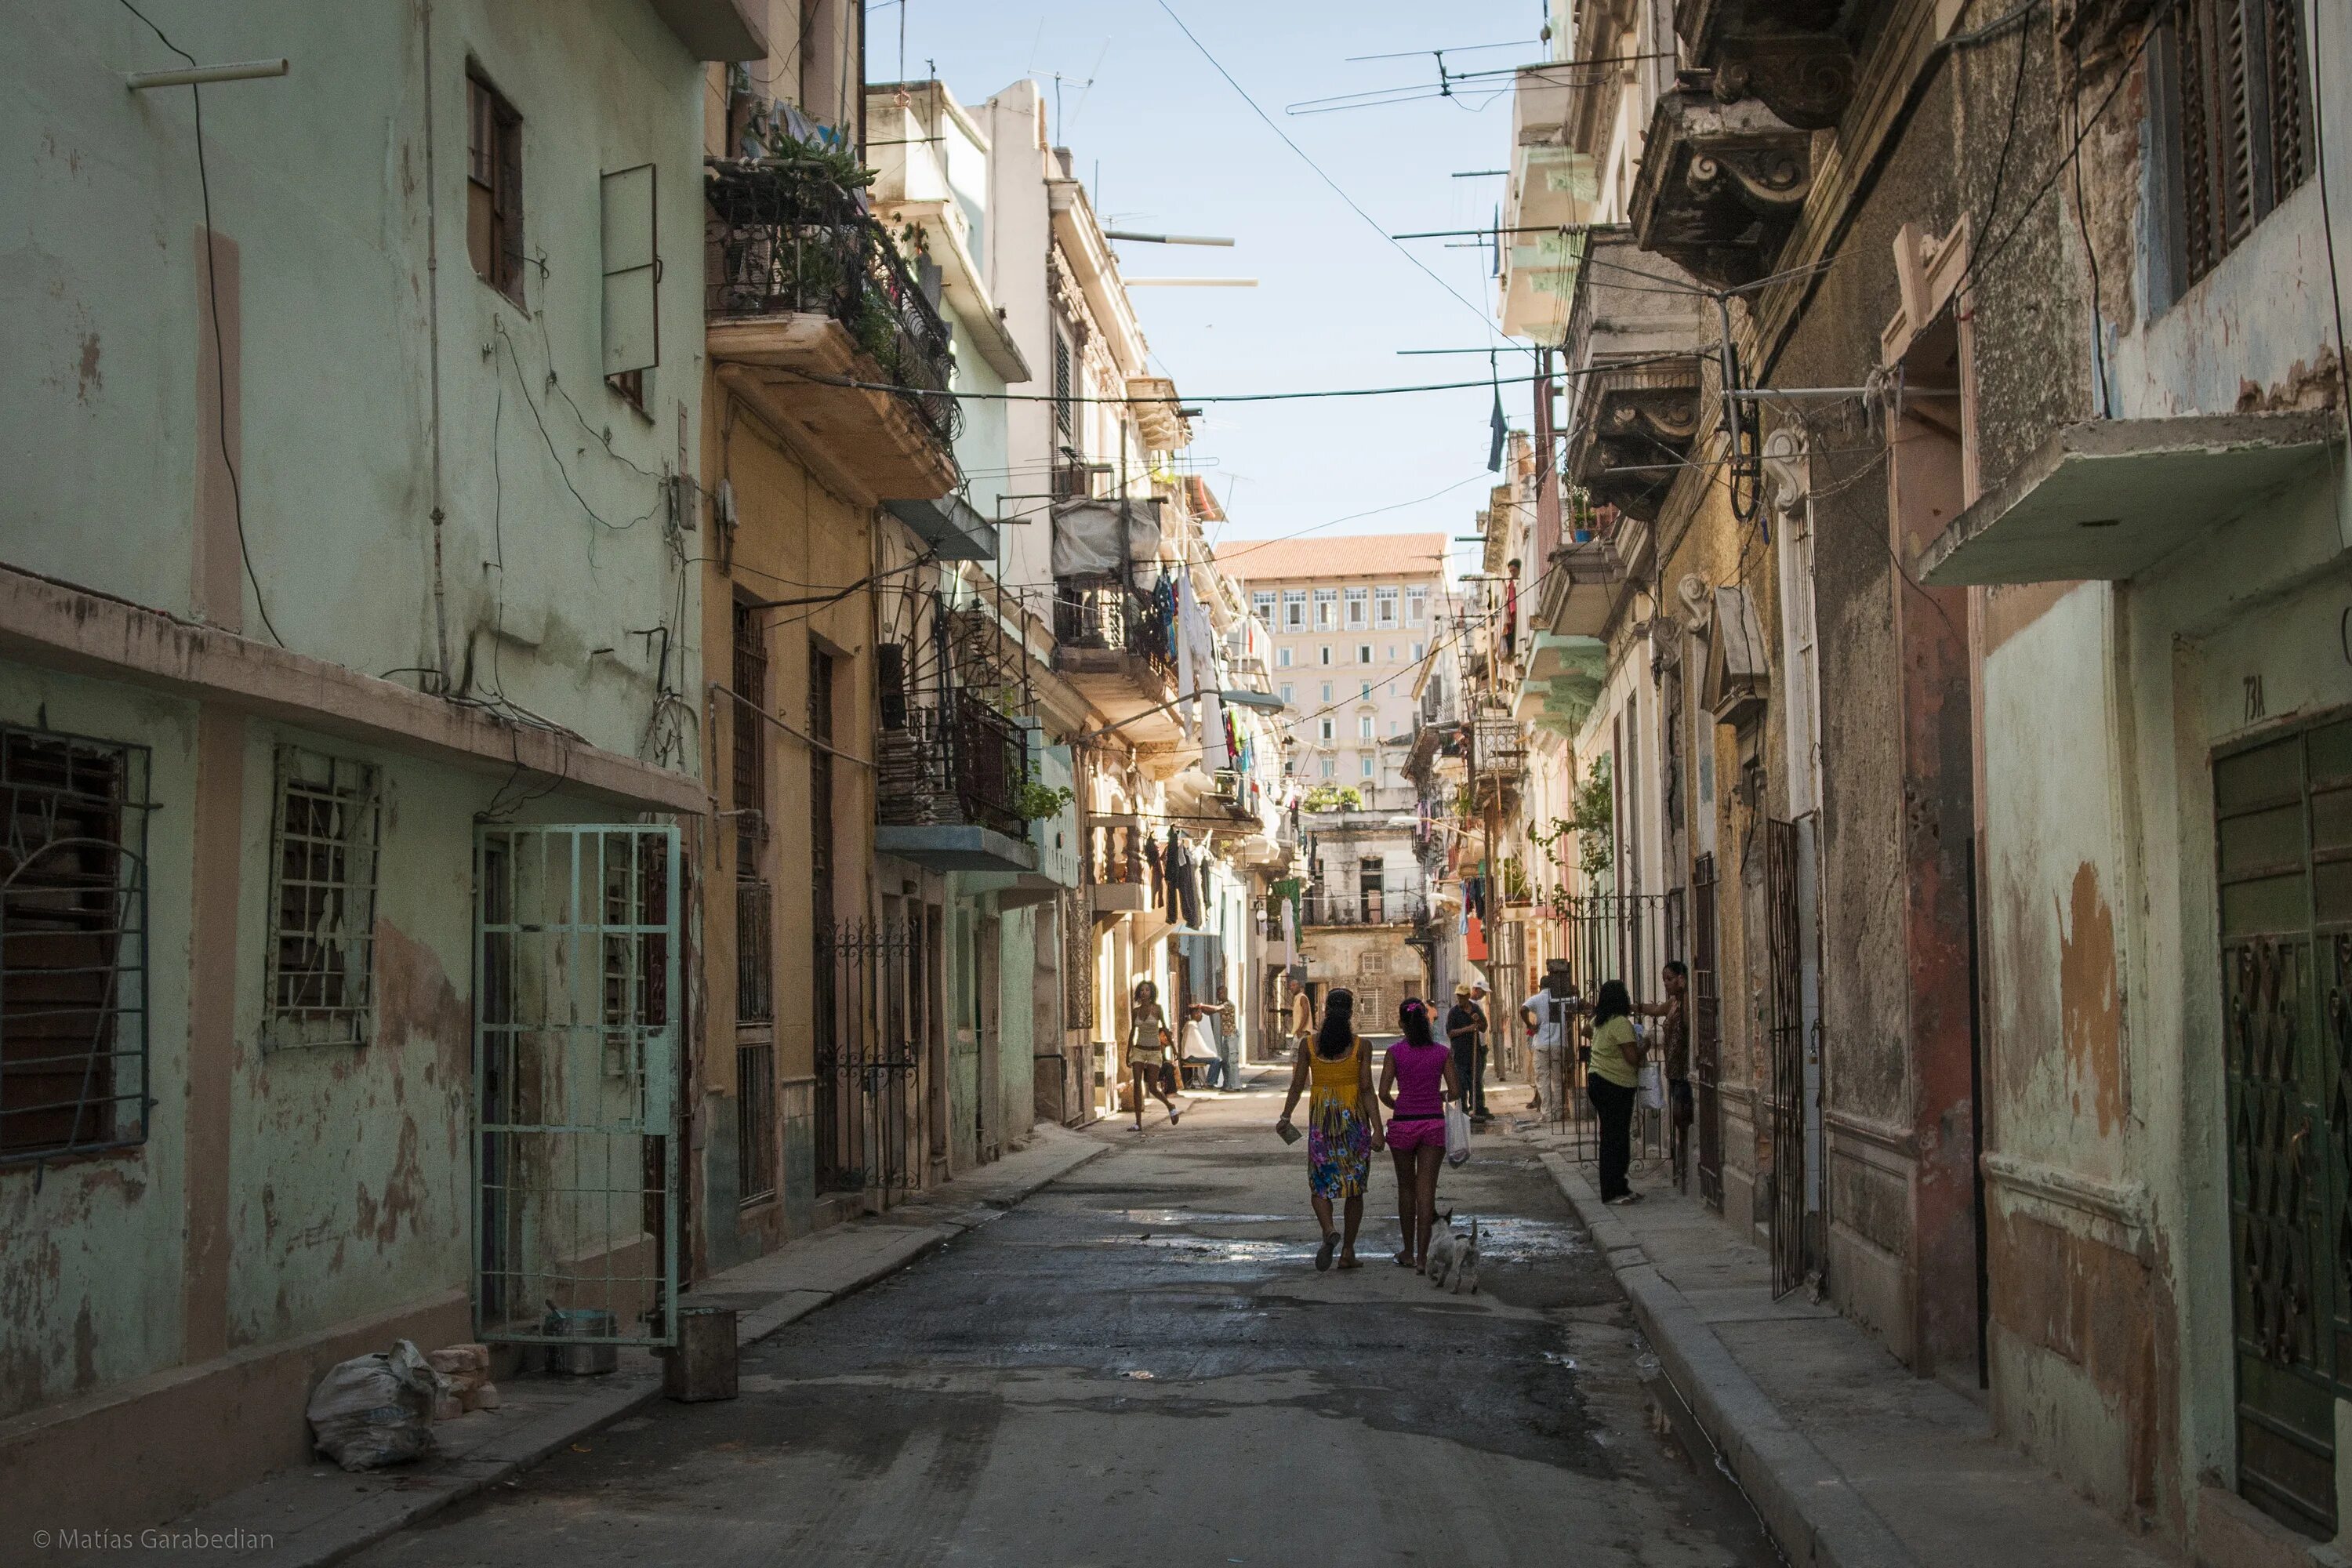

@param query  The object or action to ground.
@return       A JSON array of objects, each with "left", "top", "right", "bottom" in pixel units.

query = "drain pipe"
[{"left": 420, "top": 0, "right": 453, "bottom": 693}]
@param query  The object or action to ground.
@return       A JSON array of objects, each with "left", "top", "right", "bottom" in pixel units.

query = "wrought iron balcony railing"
[
  {"left": 703, "top": 157, "right": 960, "bottom": 445},
  {"left": 1053, "top": 572, "right": 1179, "bottom": 688},
  {"left": 877, "top": 687, "right": 1029, "bottom": 842},
  {"left": 1303, "top": 884, "right": 1430, "bottom": 927}
]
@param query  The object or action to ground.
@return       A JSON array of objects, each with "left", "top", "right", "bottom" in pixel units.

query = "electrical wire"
[
  {"left": 118, "top": 0, "right": 287, "bottom": 647},
  {"left": 1154, "top": 0, "right": 1503, "bottom": 339}
]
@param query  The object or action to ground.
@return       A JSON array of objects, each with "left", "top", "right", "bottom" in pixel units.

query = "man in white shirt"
[{"left": 1519, "top": 960, "right": 1581, "bottom": 1116}]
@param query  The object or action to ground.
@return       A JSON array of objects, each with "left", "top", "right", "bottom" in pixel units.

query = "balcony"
[
  {"left": 1469, "top": 714, "right": 1527, "bottom": 786},
  {"left": 875, "top": 688, "right": 1036, "bottom": 874},
  {"left": 704, "top": 157, "right": 960, "bottom": 503},
  {"left": 1303, "top": 884, "right": 1429, "bottom": 928},
  {"left": 1083, "top": 816, "right": 1155, "bottom": 919},
  {"left": 1627, "top": 84, "right": 1816, "bottom": 292},
  {"left": 1051, "top": 568, "right": 1182, "bottom": 743},
  {"left": 1675, "top": 0, "right": 1854, "bottom": 131},
  {"left": 1514, "top": 632, "right": 1608, "bottom": 737}
]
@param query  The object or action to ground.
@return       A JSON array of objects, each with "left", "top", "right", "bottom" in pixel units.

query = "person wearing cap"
[
  {"left": 1468, "top": 981, "right": 1493, "bottom": 1117},
  {"left": 1519, "top": 960, "right": 1580, "bottom": 1116}
]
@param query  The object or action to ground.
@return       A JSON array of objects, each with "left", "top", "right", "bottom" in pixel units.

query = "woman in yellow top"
[
  {"left": 1584, "top": 979, "right": 1644, "bottom": 1205},
  {"left": 1276, "top": 988, "right": 1384, "bottom": 1271}
]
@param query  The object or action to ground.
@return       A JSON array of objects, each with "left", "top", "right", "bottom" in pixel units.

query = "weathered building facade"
[{"left": 2, "top": 0, "right": 757, "bottom": 1531}]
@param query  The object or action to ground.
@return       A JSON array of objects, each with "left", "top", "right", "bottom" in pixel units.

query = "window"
[
  {"left": 1283, "top": 589, "right": 1307, "bottom": 629},
  {"left": 267, "top": 747, "right": 383, "bottom": 1049},
  {"left": 599, "top": 162, "right": 658, "bottom": 401},
  {"left": 1279, "top": 684, "right": 1294, "bottom": 706},
  {"left": 1412, "top": 641, "right": 1425, "bottom": 661},
  {"left": 1407, "top": 586, "right": 1429, "bottom": 625},
  {"left": 1277, "top": 646, "right": 1293, "bottom": 669},
  {"left": 1319, "top": 646, "right": 1333, "bottom": 666},
  {"left": 1, "top": 726, "right": 149, "bottom": 1161},
  {"left": 1375, "top": 586, "right": 1399, "bottom": 626},
  {"left": 1358, "top": 646, "right": 1371, "bottom": 666},
  {"left": 1313, "top": 588, "right": 1338, "bottom": 629},
  {"left": 1390, "top": 719, "right": 1403, "bottom": 735},
  {"left": 732, "top": 599, "right": 768, "bottom": 873},
  {"left": 1319, "top": 717, "right": 1335, "bottom": 742},
  {"left": 466, "top": 73, "right": 524, "bottom": 303},
  {"left": 1253, "top": 590, "right": 1276, "bottom": 621},
  {"left": 2167, "top": 0, "right": 2312, "bottom": 287},
  {"left": 1359, "top": 713, "right": 1376, "bottom": 739},
  {"left": 1320, "top": 681, "right": 1334, "bottom": 703},
  {"left": 1053, "top": 332, "right": 1075, "bottom": 439},
  {"left": 1385, "top": 645, "right": 1396, "bottom": 662},
  {"left": 1344, "top": 586, "right": 1367, "bottom": 627},
  {"left": 1359, "top": 753, "right": 1376, "bottom": 779},
  {"left": 1360, "top": 682, "right": 1373, "bottom": 700},
  {"left": 1320, "top": 757, "right": 1336, "bottom": 779}
]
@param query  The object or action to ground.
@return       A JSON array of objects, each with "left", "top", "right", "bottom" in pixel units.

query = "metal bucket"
[
  {"left": 662, "top": 1306, "right": 739, "bottom": 1402},
  {"left": 543, "top": 1306, "right": 619, "bottom": 1375}
]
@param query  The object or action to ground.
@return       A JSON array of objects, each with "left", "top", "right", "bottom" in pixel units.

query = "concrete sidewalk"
[
  {"left": 130, "top": 1126, "right": 1107, "bottom": 1568},
  {"left": 1520, "top": 1123, "right": 2179, "bottom": 1568}
]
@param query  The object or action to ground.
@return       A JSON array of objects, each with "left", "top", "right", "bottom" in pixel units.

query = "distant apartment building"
[{"left": 1226, "top": 534, "right": 1448, "bottom": 812}]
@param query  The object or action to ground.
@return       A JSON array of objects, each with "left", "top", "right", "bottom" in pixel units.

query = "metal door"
[
  {"left": 1766, "top": 817, "right": 1809, "bottom": 1298},
  {"left": 1693, "top": 853, "right": 1723, "bottom": 1210},
  {"left": 2217, "top": 713, "right": 2352, "bottom": 1537},
  {"left": 474, "top": 825, "right": 680, "bottom": 1348},
  {"left": 815, "top": 918, "right": 920, "bottom": 1194}
]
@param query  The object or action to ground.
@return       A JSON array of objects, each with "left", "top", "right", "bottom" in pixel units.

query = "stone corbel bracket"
[
  {"left": 1630, "top": 87, "right": 1818, "bottom": 291},
  {"left": 1569, "top": 359, "right": 1707, "bottom": 523}
]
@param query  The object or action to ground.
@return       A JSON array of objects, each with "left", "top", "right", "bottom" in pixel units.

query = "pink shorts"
[{"left": 1386, "top": 1116, "right": 1446, "bottom": 1152}]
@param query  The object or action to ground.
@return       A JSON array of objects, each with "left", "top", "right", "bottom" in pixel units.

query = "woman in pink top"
[{"left": 1379, "top": 997, "right": 1461, "bottom": 1272}]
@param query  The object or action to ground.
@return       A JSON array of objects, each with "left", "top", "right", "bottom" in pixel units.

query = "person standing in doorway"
[
  {"left": 1127, "top": 979, "right": 1181, "bottom": 1132},
  {"left": 1585, "top": 979, "right": 1644, "bottom": 1204},
  {"left": 1287, "top": 975, "right": 1316, "bottom": 1053},
  {"left": 1519, "top": 960, "right": 1579, "bottom": 1116},
  {"left": 1276, "top": 987, "right": 1383, "bottom": 1271},
  {"left": 1381, "top": 998, "right": 1461, "bottom": 1272}
]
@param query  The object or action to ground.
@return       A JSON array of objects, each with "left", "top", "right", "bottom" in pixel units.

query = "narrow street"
[{"left": 347, "top": 1077, "right": 1777, "bottom": 1567}]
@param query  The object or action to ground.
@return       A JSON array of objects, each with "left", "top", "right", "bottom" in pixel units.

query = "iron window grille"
[
  {"left": 265, "top": 747, "right": 382, "bottom": 1050},
  {"left": 736, "top": 880, "right": 775, "bottom": 1023},
  {"left": 736, "top": 1039, "right": 777, "bottom": 1203},
  {"left": 1, "top": 724, "right": 151, "bottom": 1163}
]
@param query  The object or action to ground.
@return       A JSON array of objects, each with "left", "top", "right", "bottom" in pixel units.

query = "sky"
[{"left": 880, "top": 1, "right": 1546, "bottom": 572}]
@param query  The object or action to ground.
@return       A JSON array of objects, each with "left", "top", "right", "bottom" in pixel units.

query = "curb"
[
  {"left": 196, "top": 1133, "right": 1106, "bottom": 1568},
  {"left": 1534, "top": 1149, "right": 1919, "bottom": 1568}
]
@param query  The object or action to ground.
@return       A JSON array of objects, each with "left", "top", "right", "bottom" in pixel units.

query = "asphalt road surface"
[{"left": 350, "top": 1076, "right": 1779, "bottom": 1566}]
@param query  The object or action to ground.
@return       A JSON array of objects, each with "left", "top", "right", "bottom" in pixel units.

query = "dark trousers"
[
  {"left": 1449, "top": 1038, "right": 1490, "bottom": 1115},
  {"left": 1589, "top": 1076, "right": 1636, "bottom": 1200}
]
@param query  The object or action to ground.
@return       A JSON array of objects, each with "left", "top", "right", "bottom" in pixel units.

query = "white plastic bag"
[
  {"left": 1636, "top": 1061, "right": 1666, "bottom": 1112},
  {"left": 307, "top": 1340, "right": 440, "bottom": 1472},
  {"left": 1443, "top": 1101, "right": 1472, "bottom": 1166}
]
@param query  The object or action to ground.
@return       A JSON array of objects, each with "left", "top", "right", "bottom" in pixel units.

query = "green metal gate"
[
  {"left": 2219, "top": 712, "right": 2352, "bottom": 1537},
  {"left": 474, "top": 825, "right": 681, "bottom": 1348}
]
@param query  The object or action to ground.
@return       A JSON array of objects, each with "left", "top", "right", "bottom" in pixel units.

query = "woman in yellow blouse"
[{"left": 1276, "top": 987, "right": 1385, "bottom": 1270}]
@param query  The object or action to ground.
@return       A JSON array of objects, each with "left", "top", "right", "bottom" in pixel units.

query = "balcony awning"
[
  {"left": 1918, "top": 413, "right": 2343, "bottom": 587},
  {"left": 875, "top": 823, "right": 1037, "bottom": 874},
  {"left": 886, "top": 495, "right": 999, "bottom": 563}
]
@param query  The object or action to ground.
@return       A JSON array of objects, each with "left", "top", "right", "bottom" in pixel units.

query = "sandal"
[
  {"left": 1315, "top": 1231, "right": 1338, "bottom": 1272},
  {"left": 1338, "top": 1255, "right": 1362, "bottom": 1270},
  {"left": 1393, "top": 1250, "right": 1414, "bottom": 1268},
  {"left": 1169, "top": 1109, "right": 1181, "bottom": 1125}
]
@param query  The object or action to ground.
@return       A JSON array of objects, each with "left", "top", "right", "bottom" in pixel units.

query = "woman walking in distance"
[
  {"left": 1380, "top": 998, "right": 1461, "bottom": 1272},
  {"left": 1585, "top": 979, "right": 1645, "bottom": 1204},
  {"left": 1276, "top": 987, "right": 1384, "bottom": 1271},
  {"left": 1126, "top": 978, "right": 1181, "bottom": 1132}
]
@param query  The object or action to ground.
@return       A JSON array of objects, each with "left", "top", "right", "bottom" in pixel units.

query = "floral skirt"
[{"left": 1307, "top": 1094, "right": 1371, "bottom": 1200}]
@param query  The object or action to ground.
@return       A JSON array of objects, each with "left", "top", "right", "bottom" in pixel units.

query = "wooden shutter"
[
  {"left": 600, "top": 162, "right": 659, "bottom": 376},
  {"left": 495, "top": 103, "right": 524, "bottom": 299},
  {"left": 2172, "top": 0, "right": 2312, "bottom": 286}
]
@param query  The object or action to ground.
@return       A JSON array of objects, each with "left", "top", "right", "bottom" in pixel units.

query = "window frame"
[
  {"left": 1344, "top": 586, "right": 1368, "bottom": 627},
  {"left": 1374, "top": 586, "right": 1399, "bottom": 626},
  {"left": 264, "top": 746, "right": 384, "bottom": 1051},
  {"left": 0, "top": 724, "right": 151, "bottom": 1163},
  {"left": 465, "top": 71, "right": 525, "bottom": 305}
]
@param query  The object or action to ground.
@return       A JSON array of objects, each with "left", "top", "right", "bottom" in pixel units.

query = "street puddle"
[
  {"left": 1109, "top": 1209, "right": 1294, "bottom": 1226},
  {"left": 1097, "top": 1234, "right": 1316, "bottom": 1263}
]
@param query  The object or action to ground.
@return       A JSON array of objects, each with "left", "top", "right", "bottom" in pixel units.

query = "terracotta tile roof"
[{"left": 1216, "top": 532, "right": 1451, "bottom": 583}]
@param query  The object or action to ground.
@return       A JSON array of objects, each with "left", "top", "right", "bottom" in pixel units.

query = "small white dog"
[{"left": 1428, "top": 1217, "right": 1481, "bottom": 1294}]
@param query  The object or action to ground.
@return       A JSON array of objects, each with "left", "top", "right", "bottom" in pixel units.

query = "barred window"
[
  {"left": 2168, "top": 0, "right": 2312, "bottom": 287},
  {"left": 1, "top": 726, "right": 150, "bottom": 1161},
  {"left": 266, "top": 748, "right": 382, "bottom": 1049}
]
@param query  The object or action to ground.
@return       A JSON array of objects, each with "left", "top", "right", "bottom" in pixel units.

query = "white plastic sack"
[
  {"left": 1049, "top": 498, "right": 1162, "bottom": 578},
  {"left": 1443, "top": 1101, "right": 1472, "bottom": 1167},
  {"left": 1636, "top": 1061, "right": 1666, "bottom": 1112},
  {"left": 307, "top": 1339, "right": 440, "bottom": 1472}
]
